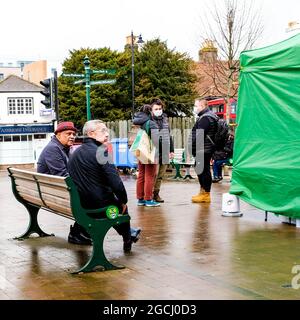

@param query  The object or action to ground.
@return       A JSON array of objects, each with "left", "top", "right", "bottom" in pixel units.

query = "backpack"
[{"left": 205, "top": 116, "right": 229, "bottom": 151}]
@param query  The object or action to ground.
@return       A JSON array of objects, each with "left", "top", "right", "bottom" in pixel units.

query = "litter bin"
[{"left": 110, "top": 138, "right": 137, "bottom": 173}]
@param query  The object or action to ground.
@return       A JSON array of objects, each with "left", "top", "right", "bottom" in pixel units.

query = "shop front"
[{"left": 0, "top": 123, "right": 54, "bottom": 166}]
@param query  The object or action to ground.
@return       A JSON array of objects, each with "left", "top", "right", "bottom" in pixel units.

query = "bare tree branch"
[{"left": 197, "top": 0, "right": 263, "bottom": 122}]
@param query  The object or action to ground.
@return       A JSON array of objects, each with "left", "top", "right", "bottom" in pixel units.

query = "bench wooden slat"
[
  {"left": 173, "top": 148, "right": 195, "bottom": 165},
  {"left": 39, "top": 183, "right": 70, "bottom": 199},
  {"left": 43, "top": 201, "right": 73, "bottom": 217},
  {"left": 10, "top": 172, "right": 36, "bottom": 181},
  {"left": 10, "top": 168, "right": 68, "bottom": 189},
  {"left": 15, "top": 178, "right": 38, "bottom": 191},
  {"left": 18, "top": 192, "right": 44, "bottom": 207},
  {"left": 17, "top": 186, "right": 72, "bottom": 213},
  {"left": 17, "top": 185, "right": 39, "bottom": 196},
  {"left": 42, "top": 193, "right": 71, "bottom": 209},
  {"left": 34, "top": 175, "right": 68, "bottom": 188}
]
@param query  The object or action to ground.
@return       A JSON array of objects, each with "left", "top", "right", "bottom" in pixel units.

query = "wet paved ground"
[{"left": 1, "top": 170, "right": 300, "bottom": 300}]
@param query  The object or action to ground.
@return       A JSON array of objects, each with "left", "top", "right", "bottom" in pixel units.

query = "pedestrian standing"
[
  {"left": 133, "top": 105, "right": 160, "bottom": 207},
  {"left": 191, "top": 98, "right": 218, "bottom": 203},
  {"left": 150, "top": 99, "right": 174, "bottom": 203}
]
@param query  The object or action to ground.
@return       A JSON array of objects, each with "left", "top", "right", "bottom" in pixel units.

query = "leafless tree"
[{"left": 199, "top": 0, "right": 264, "bottom": 122}]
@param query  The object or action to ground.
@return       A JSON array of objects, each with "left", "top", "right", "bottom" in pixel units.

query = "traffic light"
[{"left": 40, "top": 78, "right": 52, "bottom": 109}]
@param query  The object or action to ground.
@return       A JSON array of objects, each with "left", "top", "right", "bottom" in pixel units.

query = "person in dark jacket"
[
  {"left": 37, "top": 121, "right": 76, "bottom": 177},
  {"left": 133, "top": 105, "right": 160, "bottom": 207},
  {"left": 68, "top": 120, "right": 141, "bottom": 253},
  {"left": 150, "top": 99, "right": 174, "bottom": 203},
  {"left": 133, "top": 100, "right": 174, "bottom": 204},
  {"left": 37, "top": 121, "right": 92, "bottom": 245},
  {"left": 212, "top": 129, "right": 234, "bottom": 182},
  {"left": 191, "top": 98, "right": 218, "bottom": 203}
]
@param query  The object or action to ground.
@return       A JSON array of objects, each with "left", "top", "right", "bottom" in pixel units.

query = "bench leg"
[
  {"left": 14, "top": 204, "right": 54, "bottom": 240},
  {"left": 73, "top": 227, "right": 125, "bottom": 274},
  {"left": 172, "top": 164, "right": 183, "bottom": 179},
  {"left": 183, "top": 166, "right": 195, "bottom": 180}
]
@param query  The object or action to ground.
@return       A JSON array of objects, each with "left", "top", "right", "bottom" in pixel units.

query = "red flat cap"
[{"left": 54, "top": 121, "right": 77, "bottom": 134}]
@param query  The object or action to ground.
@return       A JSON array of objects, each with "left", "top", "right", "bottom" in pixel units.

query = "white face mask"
[
  {"left": 193, "top": 106, "right": 199, "bottom": 115},
  {"left": 153, "top": 110, "right": 163, "bottom": 117}
]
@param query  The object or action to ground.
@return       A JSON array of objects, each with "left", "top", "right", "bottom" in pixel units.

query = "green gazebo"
[{"left": 230, "top": 33, "right": 300, "bottom": 218}]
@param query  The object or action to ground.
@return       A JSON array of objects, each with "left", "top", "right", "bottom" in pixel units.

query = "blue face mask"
[{"left": 153, "top": 110, "right": 163, "bottom": 117}]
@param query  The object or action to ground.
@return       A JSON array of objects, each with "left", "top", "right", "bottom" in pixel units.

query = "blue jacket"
[{"left": 37, "top": 136, "right": 70, "bottom": 177}]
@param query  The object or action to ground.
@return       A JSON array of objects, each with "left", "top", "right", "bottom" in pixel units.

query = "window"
[
  {"left": 28, "top": 135, "right": 32, "bottom": 141},
  {"left": 231, "top": 102, "right": 237, "bottom": 114},
  {"left": 4, "top": 135, "right": 12, "bottom": 142},
  {"left": 0, "top": 73, "right": 4, "bottom": 80},
  {"left": 8, "top": 98, "right": 33, "bottom": 115},
  {"left": 12, "top": 135, "right": 21, "bottom": 142},
  {"left": 0, "top": 136, "right": 3, "bottom": 142},
  {"left": 21, "top": 135, "right": 28, "bottom": 142},
  {"left": 34, "top": 134, "right": 46, "bottom": 139}
]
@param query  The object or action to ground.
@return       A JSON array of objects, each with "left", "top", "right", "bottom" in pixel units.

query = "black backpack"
[{"left": 205, "top": 116, "right": 229, "bottom": 151}]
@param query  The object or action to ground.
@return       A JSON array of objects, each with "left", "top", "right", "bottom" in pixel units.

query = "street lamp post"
[{"left": 131, "top": 31, "right": 144, "bottom": 118}]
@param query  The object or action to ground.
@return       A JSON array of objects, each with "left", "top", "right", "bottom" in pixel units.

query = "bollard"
[{"left": 222, "top": 193, "right": 242, "bottom": 217}]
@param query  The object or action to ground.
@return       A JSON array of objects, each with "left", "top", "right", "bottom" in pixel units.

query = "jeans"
[
  {"left": 213, "top": 159, "right": 229, "bottom": 178},
  {"left": 136, "top": 162, "right": 158, "bottom": 200}
]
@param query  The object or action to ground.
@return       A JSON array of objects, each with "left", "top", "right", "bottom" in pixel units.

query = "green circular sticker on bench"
[{"left": 106, "top": 206, "right": 119, "bottom": 219}]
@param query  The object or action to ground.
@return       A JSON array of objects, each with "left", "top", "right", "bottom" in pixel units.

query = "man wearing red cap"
[{"left": 37, "top": 121, "right": 92, "bottom": 245}]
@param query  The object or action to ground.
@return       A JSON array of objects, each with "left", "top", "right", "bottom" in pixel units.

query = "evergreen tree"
[
  {"left": 134, "top": 39, "right": 197, "bottom": 116},
  {"left": 58, "top": 39, "right": 197, "bottom": 126}
]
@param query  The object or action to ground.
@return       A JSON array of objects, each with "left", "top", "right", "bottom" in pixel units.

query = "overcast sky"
[{"left": 1, "top": 0, "right": 299, "bottom": 73}]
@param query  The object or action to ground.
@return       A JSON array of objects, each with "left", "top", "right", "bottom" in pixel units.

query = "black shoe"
[
  {"left": 130, "top": 227, "right": 141, "bottom": 243},
  {"left": 123, "top": 239, "right": 132, "bottom": 253},
  {"left": 68, "top": 226, "right": 92, "bottom": 245},
  {"left": 212, "top": 177, "right": 221, "bottom": 183}
]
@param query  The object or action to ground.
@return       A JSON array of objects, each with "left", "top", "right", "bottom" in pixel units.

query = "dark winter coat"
[
  {"left": 68, "top": 137, "right": 128, "bottom": 209},
  {"left": 37, "top": 136, "right": 70, "bottom": 177},
  {"left": 213, "top": 136, "right": 234, "bottom": 160},
  {"left": 191, "top": 108, "right": 218, "bottom": 156},
  {"left": 133, "top": 112, "right": 174, "bottom": 164}
]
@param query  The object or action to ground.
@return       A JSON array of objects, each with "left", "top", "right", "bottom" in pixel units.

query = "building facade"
[
  {"left": 0, "top": 60, "right": 47, "bottom": 86},
  {"left": 0, "top": 75, "right": 54, "bottom": 168}
]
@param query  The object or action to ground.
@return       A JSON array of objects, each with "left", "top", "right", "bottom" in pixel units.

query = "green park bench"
[
  {"left": 7, "top": 167, "right": 130, "bottom": 274},
  {"left": 171, "top": 148, "right": 195, "bottom": 180}
]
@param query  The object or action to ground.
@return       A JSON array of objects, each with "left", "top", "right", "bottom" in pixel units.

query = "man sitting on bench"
[
  {"left": 68, "top": 120, "right": 141, "bottom": 253},
  {"left": 37, "top": 121, "right": 92, "bottom": 245}
]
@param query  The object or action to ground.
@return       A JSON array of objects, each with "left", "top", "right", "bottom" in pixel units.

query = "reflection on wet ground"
[{"left": 1, "top": 171, "right": 300, "bottom": 300}]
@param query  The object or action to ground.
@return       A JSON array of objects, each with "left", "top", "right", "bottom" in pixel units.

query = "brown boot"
[
  {"left": 192, "top": 191, "right": 211, "bottom": 203},
  {"left": 153, "top": 191, "right": 164, "bottom": 203}
]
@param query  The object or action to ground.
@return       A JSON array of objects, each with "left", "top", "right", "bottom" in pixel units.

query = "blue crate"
[{"left": 110, "top": 138, "right": 137, "bottom": 169}]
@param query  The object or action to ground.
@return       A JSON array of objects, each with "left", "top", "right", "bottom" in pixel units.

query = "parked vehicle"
[{"left": 208, "top": 97, "right": 237, "bottom": 124}]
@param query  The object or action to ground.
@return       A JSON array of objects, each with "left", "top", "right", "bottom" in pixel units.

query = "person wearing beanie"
[{"left": 37, "top": 121, "right": 92, "bottom": 245}]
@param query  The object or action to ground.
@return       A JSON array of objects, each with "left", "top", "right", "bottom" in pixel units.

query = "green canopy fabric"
[{"left": 230, "top": 33, "right": 300, "bottom": 218}]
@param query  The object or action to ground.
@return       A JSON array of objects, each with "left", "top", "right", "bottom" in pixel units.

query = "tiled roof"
[
  {"left": 192, "top": 61, "right": 239, "bottom": 98},
  {"left": 0, "top": 75, "right": 42, "bottom": 92}
]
